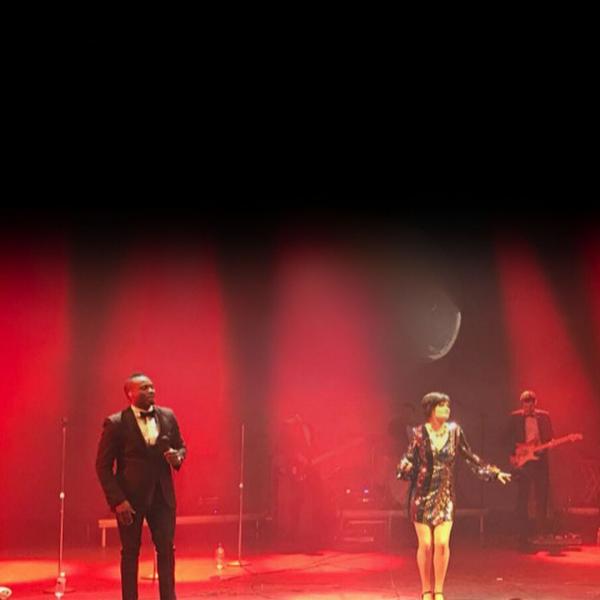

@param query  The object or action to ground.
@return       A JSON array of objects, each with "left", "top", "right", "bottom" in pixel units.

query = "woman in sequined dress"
[{"left": 397, "top": 392, "right": 511, "bottom": 600}]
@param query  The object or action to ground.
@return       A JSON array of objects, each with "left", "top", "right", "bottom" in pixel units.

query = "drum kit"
[{"left": 326, "top": 424, "right": 413, "bottom": 510}]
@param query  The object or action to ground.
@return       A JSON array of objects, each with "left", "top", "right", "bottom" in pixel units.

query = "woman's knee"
[{"left": 434, "top": 541, "right": 450, "bottom": 555}]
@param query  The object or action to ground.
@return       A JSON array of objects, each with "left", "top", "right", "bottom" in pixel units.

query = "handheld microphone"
[{"left": 158, "top": 435, "right": 171, "bottom": 454}]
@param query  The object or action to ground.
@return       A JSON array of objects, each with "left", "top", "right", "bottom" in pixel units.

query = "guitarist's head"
[
  {"left": 284, "top": 413, "right": 304, "bottom": 425},
  {"left": 520, "top": 390, "right": 537, "bottom": 415}
]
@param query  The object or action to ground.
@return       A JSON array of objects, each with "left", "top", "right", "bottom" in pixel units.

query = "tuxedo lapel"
[
  {"left": 123, "top": 406, "right": 149, "bottom": 448},
  {"left": 155, "top": 406, "right": 166, "bottom": 439}
]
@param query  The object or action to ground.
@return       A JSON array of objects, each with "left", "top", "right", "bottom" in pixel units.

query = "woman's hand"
[
  {"left": 397, "top": 457, "right": 413, "bottom": 476},
  {"left": 497, "top": 471, "right": 511, "bottom": 485}
]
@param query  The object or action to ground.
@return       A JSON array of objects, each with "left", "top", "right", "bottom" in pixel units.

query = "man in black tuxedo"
[
  {"left": 509, "top": 390, "right": 553, "bottom": 547},
  {"left": 96, "top": 373, "right": 186, "bottom": 600}
]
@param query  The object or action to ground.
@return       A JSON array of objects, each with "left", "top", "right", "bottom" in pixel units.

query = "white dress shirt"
[
  {"left": 525, "top": 414, "right": 540, "bottom": 444},
  {"left": 132, "top": 405, "right": 159, "bottom": 446}
]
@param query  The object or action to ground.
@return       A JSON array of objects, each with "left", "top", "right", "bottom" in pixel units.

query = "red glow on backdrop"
[
  {"left": 583, "top": 232, "right": 600, "bottom": 361},
  {"left": 93, "top": 245, "right": 235, "bottom": 514},
  {"left": 268, "top": 243, "right": 389, "bottom": 474},
  {"left": 496, "top": 238, "right": 598, "bottom": 504},
  {"left": 0, "top": 240, "right": 71, "bottom": 547},
  {"left": 496, "top": 239, "right": 597, "bottom": 422}
]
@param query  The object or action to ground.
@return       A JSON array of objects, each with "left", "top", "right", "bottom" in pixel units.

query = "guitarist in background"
[
  {"left": 509, "top": 390, "right": 554, "bottom": 548},
  {"left": 274, "top": 414, "right": 324, "bottom": 551}
]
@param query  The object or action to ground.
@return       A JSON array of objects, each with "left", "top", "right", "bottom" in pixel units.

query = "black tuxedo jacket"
[{"left": 96, "top": 405, "right": 187, "bottom": 511}]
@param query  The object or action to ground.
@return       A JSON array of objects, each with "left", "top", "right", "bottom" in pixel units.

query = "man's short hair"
[
  {"left": 520, "top": 390, "right": 537, "bottom": 403},
  {"left": 124, "top": 372, "right": 149, "bottom": 395},
  {"left": 128, "top": 372, "right": 147, "bottom": 380}
]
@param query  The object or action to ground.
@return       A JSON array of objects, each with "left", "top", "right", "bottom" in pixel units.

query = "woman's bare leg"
[
  {"left": 414, "top": 522, "right": 433, "bottom": 597},
  {"left": 432, "top": 521, "right": 453, "bottom": 596}
]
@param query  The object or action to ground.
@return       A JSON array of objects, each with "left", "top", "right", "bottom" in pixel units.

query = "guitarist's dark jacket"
[{"left": 509, "top": 408, "right": 553, "bottom": 467}]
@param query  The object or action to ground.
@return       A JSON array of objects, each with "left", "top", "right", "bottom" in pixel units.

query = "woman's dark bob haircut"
[{"left": 421, "top": 392, "right": 450, "bottom": 419}]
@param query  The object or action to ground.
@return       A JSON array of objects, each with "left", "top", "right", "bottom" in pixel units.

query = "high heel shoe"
[
  {"left": 421, "top": 593, "right": 433, "bottom": 600},
  {"left": 433, "top": 593, "right": 444, "bottom": 600}
]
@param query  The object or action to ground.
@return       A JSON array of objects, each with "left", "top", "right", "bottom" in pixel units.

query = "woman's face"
[{"left": 432, "top": 400, "right": 450, "bottom": 421}]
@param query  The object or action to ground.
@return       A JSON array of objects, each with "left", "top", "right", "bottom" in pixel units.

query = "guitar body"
[
  {"left": 510, "top": 442, "right": 542, "bottom": 468},
  {"left": 279, "top": 455, "right": 312, "bottom": 482},
  {"left": 279, "top": 437, "right": 366, "bottom": 482}
]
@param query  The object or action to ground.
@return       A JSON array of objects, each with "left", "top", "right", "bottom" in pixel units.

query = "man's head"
[
  {"left": 422, "top": 392, "right": 451, "bottom": 421},
  {"left": 124, "top": 373, "right": 155, "bottom": 409},
  {"left": 520, "top": 390, "right": 537, "bottom": 415}
]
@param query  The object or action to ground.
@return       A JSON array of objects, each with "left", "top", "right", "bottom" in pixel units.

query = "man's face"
[
  {"left": 127, "top": 376, "right": 155, "bottom": 409},
  {"left": 522, "top": 399, "right": 536, "bottom": 416}
]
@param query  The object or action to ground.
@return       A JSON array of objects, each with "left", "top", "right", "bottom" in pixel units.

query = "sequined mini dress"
[{"left": 397, "top": 422, "right": 500, "bottom": 526}]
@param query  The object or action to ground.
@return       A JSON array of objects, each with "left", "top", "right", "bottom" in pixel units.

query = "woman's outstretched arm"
[{"left": 457, "top": 425, "right": 502, "bottom": 482}]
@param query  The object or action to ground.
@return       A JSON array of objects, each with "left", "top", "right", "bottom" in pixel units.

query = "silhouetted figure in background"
[{"left": 273, "top": 414, "right": 324, "bottom": 552}]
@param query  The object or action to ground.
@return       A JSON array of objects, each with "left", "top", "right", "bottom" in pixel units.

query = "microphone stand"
[
  {"left": 228, "top": 424, "right": 250, "bottom": 567},
  {"left": 44, "top": 417, "right": 74, "bottom": 596},
  {"left": 480, "top": 411, "right": 486, "bottom": 509}
]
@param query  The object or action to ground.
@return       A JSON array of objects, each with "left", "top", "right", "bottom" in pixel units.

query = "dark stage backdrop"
[{"left": 1, "top": 216, "right": 599, "bottom": 549}]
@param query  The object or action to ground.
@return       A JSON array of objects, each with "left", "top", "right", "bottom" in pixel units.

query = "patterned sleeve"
[
  {"left": 397, "top": 427, "right": 419, "bottom": 481},
  {"left": 457, "top": 425, "right": 500, "bottom": 482}
]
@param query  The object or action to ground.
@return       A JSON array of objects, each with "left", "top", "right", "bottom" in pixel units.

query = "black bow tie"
[{"left": 139, "top": 410, "right": 156, "bottom": 420}]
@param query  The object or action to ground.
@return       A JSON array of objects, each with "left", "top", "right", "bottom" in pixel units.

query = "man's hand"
[
  {"left": 497, "top": 471, "right": 512, "bottom": 485},
  {"left": 164, "top": 448, "right": 182, "bottom": 467},
  {"left": 115, "top": 500, "right": 136, "bottom": 526}
]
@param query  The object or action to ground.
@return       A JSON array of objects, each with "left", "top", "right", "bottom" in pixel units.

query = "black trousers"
[
  {"left": 276, "top": 471, "right": 326, "bottom": 549},
  {"left": 516, "top": 461, "right": 549, "bottom": 541},
  {"left": 117, "top": 484, "right": 176, "bottom": 600}
]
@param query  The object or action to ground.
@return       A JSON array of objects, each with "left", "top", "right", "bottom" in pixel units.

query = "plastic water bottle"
[
  {"left": 54, "top": 572, "right": 66, "bottom": 599},
  {"left": 0, "top": 585, "right": 13, "bottom": 598},
  {"left": 215, "top": 543, "right": 225, "bottom": 576}
]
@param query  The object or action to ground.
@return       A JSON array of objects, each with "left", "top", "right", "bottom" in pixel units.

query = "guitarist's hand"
[{"left": 497, "top": 471, "right": 512, "bottom": 485}]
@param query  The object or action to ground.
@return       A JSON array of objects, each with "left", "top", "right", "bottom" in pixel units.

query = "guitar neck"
[
  {"left": 311, "top": 438, "right": 364, "bottom": 466},
  {"left": 534, "top": 435, "right": 578, "bottom": 452}
]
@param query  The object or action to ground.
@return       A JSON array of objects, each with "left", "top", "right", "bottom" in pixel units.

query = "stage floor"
[{"left": 1, "top": 542, "right": 599, "bottom": 599}]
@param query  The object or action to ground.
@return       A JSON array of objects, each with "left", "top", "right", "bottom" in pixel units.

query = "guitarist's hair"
[
  {"left": 519, "top": 390, "right": 537, "bottom": 403},
  {"left": 422, "top": 392, "right": 450, "bottom": 418}
]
